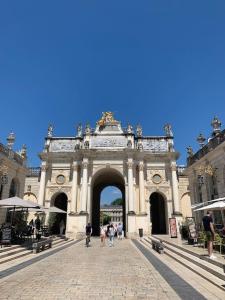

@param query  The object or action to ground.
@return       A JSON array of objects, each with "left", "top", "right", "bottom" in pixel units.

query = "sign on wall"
[{"left": 169, "top": 218, "right": 177, "bottom": 238}]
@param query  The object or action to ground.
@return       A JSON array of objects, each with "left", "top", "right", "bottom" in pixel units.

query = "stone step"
[
  {"left": 0, "top": 249, "right": 32, "bottom": 265},
  {"left": 151, "top": 235, "right": 225, "bottom": 269},
  {"left": 0, "top": 245, "right": 21, "bottom": 254},
  {"left": 146, "top": 237, "right": 225, "bottom": 281},
  {"left": 0, "top": 237, "right": 73, "bottom": 266},
  {"left": 0, "top": 247, "right": 29, "bottom": 260},
  {"left": 142, "top": 238, "right": 225, "bottom": 291}
]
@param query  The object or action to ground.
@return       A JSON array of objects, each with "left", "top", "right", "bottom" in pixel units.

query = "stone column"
[
  {"left": 71, "top": 162, "right": 78, "bottom": 213},
  {"left": 127, "top": 159, "right": 134, "bottom": 213},
  {"left": 171, "top": 162, "right": 180, "bottom": 214},
  {"left": 38, "top": 163, "right": 47, "bottom": 206},
  {"left": 81, "top": 158, "right": 88, "bottom": 213},
  {"left": 139, "top": 161, "right": 145, "bottom": 214}
]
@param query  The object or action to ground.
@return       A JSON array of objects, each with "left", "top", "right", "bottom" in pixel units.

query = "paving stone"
[{"left": 0, "top": 238, "right": 181, "bottom": 299}]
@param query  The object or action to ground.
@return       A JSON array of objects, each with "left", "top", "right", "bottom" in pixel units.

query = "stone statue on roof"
[{"left": 97, "top": 112, "right": 118, "bottom": 127}]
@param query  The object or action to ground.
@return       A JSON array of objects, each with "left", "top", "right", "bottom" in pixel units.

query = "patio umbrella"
[
  {"left": 0, "top": 197, "right": 40, "bottom": 226},
  {"left": 194, "top": 201, "right": 225, "bottom": 211},
  {"left": 195, "top": 201, "right": 225, "bottom": 224},
  {"left": 8, "top": 206, "right": 67, "bottom": 213},
  {"left": 0, "top": 197, "right": 40, "bottom": 208},
  {"left": 48, "top": 206, "right": 67, "bottom": 213}
]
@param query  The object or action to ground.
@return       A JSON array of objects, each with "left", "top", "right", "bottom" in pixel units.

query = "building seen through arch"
[{"left": 24, "top": 112, "right": 191, "bottom": 238}]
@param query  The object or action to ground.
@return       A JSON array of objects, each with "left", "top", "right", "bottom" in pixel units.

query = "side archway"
[
  {"left": 50, "top": 192, "right": 68, "bottom": 234},
  {"left": 180, "top": 192, "right": 192, "bottom": 218},
  {"left": 9, "top": 178, "right": 20, "bottom": 197},
  {"left": 150, "top": 192, "right": 167, "bottom": 234}
]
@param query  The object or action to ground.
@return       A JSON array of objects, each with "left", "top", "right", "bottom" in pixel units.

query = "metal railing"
[
  {"left": 27, "top": 167, "right": 41, "bottom": 177},
  {"left": 188, "top": 129, "right": 225, "bottom": 166}
]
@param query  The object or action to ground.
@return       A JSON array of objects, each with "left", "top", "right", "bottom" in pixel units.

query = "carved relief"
[
  {"left": 50, "top": 140, "right": 77, "bottom": 152},
  {"left": 90, "top": 136, "right": 127, "bottom": 148},
  {"left": 147, "top": 169, "right": 167, "bottom": 185},
  {"left": 142, "top": 139, "right": 168, "bottom": 152}
]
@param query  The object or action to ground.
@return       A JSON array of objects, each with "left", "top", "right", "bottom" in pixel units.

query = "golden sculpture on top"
[{"left": 97, "top": 111, "right": 118, "bottom": 127}]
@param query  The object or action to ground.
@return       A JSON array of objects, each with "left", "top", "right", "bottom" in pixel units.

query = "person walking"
[
  {"left": 108, "top": 224, "right": 115, "bottom": 247},
  {"left": 202, "top": 211, "right": 216, "bottom": 259},
  {"left": 85, "top": 222, "right": 92, "bottom": 247},
  {"left": 117, "top": 223, "right": 123, "bottom": 240},
  {"left": 100, "top": 225, "right": 106, "bottom": 247},
  {"left": 59, "top": 219, "right": 65, "bottom": 235},
  {"left": 34, "top": 215, "right": 41, "bottom": 241}
]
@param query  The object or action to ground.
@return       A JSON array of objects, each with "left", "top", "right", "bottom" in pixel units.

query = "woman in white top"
[{"left": 100, "top": 226, "right": 106, "bottom": 246}]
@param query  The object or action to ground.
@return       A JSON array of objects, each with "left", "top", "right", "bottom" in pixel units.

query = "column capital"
[
  {"left": 72, "top": 162, "right": 79, "bottom": 171},
  {"left": 171, "top": 165, "right": 177, "bottom": 172},
  {"left": 138, "top": 162, "right": 144, "bottom": 171},
  {"left": 41, "top": 165, "right": 48, "bottom": 172},
  {"left": 127, "top": 162, "right": 133, "bottom": 169},
  {"left": 82, "top": 162, "right": 88, "bottom": 169},
  {"left": 82, "top": 158, "right": 89, "bottom": 168}
]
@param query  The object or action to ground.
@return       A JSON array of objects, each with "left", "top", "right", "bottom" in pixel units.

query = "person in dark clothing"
[
  {"left": 202, "top": 211, "right": 216, "bottom": 259},
  {"left": 85, "top": 223, "right": 92, "bottom": 247},
  {"left": 34, "top": 215, "right": 41, "bottom": 241}
]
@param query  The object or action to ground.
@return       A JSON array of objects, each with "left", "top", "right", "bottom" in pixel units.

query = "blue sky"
[
  {"left": 0, "top": 0, "right": 225, "bottom": 171},
  {"left": 101, "top": 186, "right": 122, "bottom": 205}
]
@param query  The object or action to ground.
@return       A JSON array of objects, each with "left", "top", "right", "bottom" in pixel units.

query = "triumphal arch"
[{"left": 37, "top": 112, "right": 183, "bottom": 238}]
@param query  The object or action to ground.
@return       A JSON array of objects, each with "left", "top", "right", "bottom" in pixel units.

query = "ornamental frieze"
[
  {"left": 142, "top": 139, "right": 168, "bottom": 152},
  {"left": 90, "top": 136, "right": 127, "bottom": 148},
  {"left": 50, "top": 140, "right": 77, "bottom": 152}
]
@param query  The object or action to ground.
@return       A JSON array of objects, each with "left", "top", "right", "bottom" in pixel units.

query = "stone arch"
[
  {"left": 91, "top": 167, "right": 126, "bottom": 236},
  {"left": 180, "top": 192, "right": 192, "bottom": 218},
  {"left": 149, "top": 191, "right": 168, "bottom": 234},
  {"left": 50, "top": 192, "right": 68, "bottom": 235},
  {"left": 9, "top": 177, "right": 20, "bottom": 197}
]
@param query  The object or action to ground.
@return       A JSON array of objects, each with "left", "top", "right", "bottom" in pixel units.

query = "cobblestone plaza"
[{"left": 1, "top": 238, "right": 225, "bottom": 300}]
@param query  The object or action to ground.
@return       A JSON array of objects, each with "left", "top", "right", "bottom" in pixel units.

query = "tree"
[{"left": 111, "top": 198, "right": 123, "bottom": 206}]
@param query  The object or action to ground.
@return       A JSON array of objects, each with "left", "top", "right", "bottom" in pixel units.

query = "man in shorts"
[{"left": 202, "top": 211, "right": 216, "bottom": 259}]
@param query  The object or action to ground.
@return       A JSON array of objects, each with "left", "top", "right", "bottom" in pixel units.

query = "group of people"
[{"left": 85, "top": 222, "right": 124, "bottom": 247}]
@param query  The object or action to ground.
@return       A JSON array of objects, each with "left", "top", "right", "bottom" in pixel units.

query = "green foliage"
[
  {"left": 103, "top": 214, "right": 111, "bottom": 225},
  {"left": 111, "top": 198, "right": 123, "bottom": 206},
  {"left": 13, "top": 211, "right": 28, "bottom": 232},
  {"left": 100, "top": 212, "right": 111, "bottom": 225}
]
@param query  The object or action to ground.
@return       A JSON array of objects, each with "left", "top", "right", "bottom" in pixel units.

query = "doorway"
[{"left": 150, "top": 192, "right": 167, "bottom": 234}]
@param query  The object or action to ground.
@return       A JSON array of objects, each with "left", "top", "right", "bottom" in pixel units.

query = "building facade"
[
  {"left": 186, "top": 117, "right": 225, "bottom": 225},
  {"left": 100, "top": 205, "right": 123, "bottom": 224},
  {"left": 25, "top": 112, "right": 191, "bottom": 237},
  {"left": 0, "top": 133, "right": 27, "bottom": 222}
]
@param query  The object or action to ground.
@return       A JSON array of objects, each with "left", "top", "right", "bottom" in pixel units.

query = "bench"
[
  {"left": 32, "top": 238, "right": 53, "bottom": 254},
  {"left": 152, "top": 239, "right": 164, "bottom": 254}
]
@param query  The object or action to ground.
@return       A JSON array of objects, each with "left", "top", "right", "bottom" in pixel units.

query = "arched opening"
[
  {"left": 9, "top": 178, "right": 20, "bottom": 197},
  {"left": 49, "top": 193, "right": 68, "bottom": 235},
  {"left": 180, "top": 193, "right": 192, "bottom": 218},
  {"left": 91, "top": 169, "right": 125, "bottom": 236},
  {"left": 100, "top": 186, "right": 123, "bottom": 226},
  {"left": 150, "top": 192, "right": 167, "bottom": 234}
]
